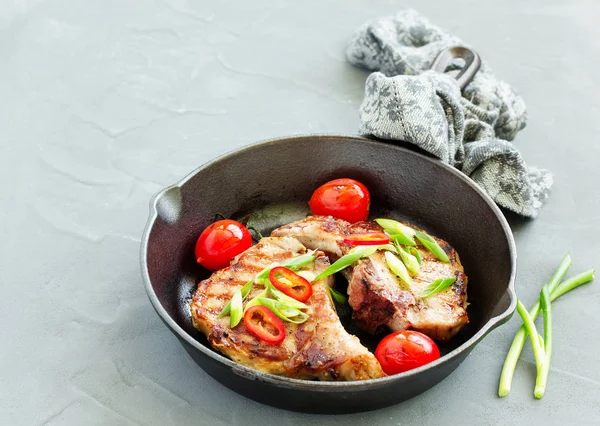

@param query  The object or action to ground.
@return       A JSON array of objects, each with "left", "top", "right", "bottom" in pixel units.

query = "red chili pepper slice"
[
  {"left": 343, "top": 232, "right": 390, "bottom": 246},
  {"left": 243, "top": 305, "right": 286, "bottom": 344},
  {"left": 268, "top": 266, "right": 313, "bottom": 302}
]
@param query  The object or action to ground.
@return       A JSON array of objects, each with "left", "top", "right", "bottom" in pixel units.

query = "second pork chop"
[{"left": 272, "top": 216, "right": 468, "bottom": 341}]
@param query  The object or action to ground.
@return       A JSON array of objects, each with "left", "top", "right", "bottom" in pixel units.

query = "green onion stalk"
[
  {"left": 515, "top": 300, "right": 545, "bottom": 377},
  {"left": 498, "top": 253, "right": 595, "bottom": 397},
  {"left": 535, "top": 286, "right": 552, "bottom": 399}
]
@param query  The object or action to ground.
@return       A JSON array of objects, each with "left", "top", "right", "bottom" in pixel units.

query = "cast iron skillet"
[{"left": 140, "top": 135, "right": 517, "bottom": 414}]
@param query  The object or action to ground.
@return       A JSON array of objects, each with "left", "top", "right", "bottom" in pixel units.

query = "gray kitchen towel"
[{"left": 346, "top": 10, "right": 553, "bottom": 218}]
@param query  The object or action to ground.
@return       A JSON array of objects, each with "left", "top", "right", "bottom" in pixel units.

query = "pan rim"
[{"left": 140, "top": 134, "right": 517, "bottom": 390}]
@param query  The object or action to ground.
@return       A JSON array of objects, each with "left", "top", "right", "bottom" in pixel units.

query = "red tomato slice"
[
  {"left": 343, "top": 232, "right": 390, "bottom": 246},
  {"left": 243, "top": 305, "right": 286, "bottom": 344},
  {"left": 268, "top": 267, "right": 313, "bottom": 302},
  {"left": 308, "top": 178, "right": 370, "bottom": 223},
  {"left": 195, "top": 219, "right": 252, "bottom": 271},
  {"left": 375, "top": 330, "right": 441, "bottom": 375}
]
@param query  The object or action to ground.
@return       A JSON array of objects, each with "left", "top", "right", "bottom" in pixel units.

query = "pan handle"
[
  {"left": 430, "top": 46, "right": 481, "bottom": 90},
  {"left": 153, "top": 185, "right": 183, "bottom": 224}
]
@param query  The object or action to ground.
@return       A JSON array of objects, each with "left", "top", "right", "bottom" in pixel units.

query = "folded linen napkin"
[{"left": 346, "top": 9, "right": 553, "bottom": 218}]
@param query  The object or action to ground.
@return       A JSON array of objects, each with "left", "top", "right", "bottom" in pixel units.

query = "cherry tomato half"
[
  {"left": 243, "top": 305, "right": 286, "bottom": 344},
  {"left": 308, "top": 178, "right": 370, "bottom": 223},
  {"left": 343, "top": 232, "right": 390, "bottom": 246},
  {"left": 195, "top": 219, "right": 252, "bottom": 271},
  {"left": 269, "top": 266, "right": 313, "bottom": 302},
  {"left": 375, "top": 330, "right": 441, "bottom": 375}
]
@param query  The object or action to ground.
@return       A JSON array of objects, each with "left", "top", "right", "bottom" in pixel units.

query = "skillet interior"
[
  {"left": 142, "top": 135, "right": 516, "bottom": 413},
  {"left": 175, "top": 201, "right": 477, "bottom": 355}
]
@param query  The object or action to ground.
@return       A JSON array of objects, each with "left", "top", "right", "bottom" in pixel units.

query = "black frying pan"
[{"left": 140, "top": 134, "right": 516, "bottom": 414}]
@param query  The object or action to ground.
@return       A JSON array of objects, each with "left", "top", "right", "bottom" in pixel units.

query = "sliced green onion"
[
  {"left": 375, "top": 218, "right": 416, "bottom": 245},
  {"left": 244, "top": 289, "right": 268, "bottom": 312},
  {"left": 415, "top": 231, "right": 450, "bottom": 263},
  {"left": 378, "top": 243, "right": 398, "bottom": 253},
  {"left": 254, "top": 267, "right": 275, "bottom": 285},
  {"left": 257, "top": 298, "right": 309, "bottom": 324},
  {"left": 279, "top": 307, "right": 309, "bottom": 324},
  {"left": 385, "top": 251, "right": 412, "bottom": 287},
  {"left": 218, "top": 280, "right": 253, "bottom": 318},
  {"left": 280, "top": 250, "right": 318, "bottom": 269},
  {"left": 328, "top": 286, "right": 348, "bottom": 304},
  {"left": 420, "top": 277, "right": 456, "bottom": 298},
  {"left": 312, "top": 245, "right": 378, "bottom": 282},
  {"left": 267, "top": 282, "right": 309, "bottom": 310},
  {"left": 392, "top": 240, "right": 404, "bottom": 258},
  {"left": 398, "top": 246, "right": 420, "bottom": 276},
  {"left": 229, "top": 288, "right": 244, "bottom": 327},
  {"left": 255, "top": 251, "right": 317, "bottom": 283},
  {"left": 389, "top": 233, "right": 417, "bottom": 246},
  {"left": 410, "top": 247, "right": 422, "bottom": 265},
  {"left": 535, "top": 286, "right": 552, "bottom": 399}
]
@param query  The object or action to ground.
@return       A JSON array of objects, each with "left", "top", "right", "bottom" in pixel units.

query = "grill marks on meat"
[
  {"left": 190, "top": 236, "right": 384, "bottom": 380},
  {"left": 272, "top": 216, "right": 469, "bottom": 341},
  {"left": 191, "top": 215, "right": 468, "bottom": 380}
]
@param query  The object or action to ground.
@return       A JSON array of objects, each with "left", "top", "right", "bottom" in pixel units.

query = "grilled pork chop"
[
  {"left": 272, "top": 216, "right": 468, "bottom": 341},
  {"left": 190, "top": 236, "right": 384, "bottom": 380}
]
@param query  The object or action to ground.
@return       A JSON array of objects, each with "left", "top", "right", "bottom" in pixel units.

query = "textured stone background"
[{"left": 2, "top": 0, "right": 599, "bottom": 424}]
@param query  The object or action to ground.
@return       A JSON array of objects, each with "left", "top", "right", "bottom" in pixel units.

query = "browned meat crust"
[
  {"left": 272, "top": 216, "right": 469, "bottom": 341},
  {"left": 190, "top": 236, "right": 384, "bottom": 380}
]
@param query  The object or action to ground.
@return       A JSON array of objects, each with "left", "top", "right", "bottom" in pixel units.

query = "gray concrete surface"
[{"left": 2, "top": 0, "right": 599, "bottom": 424}]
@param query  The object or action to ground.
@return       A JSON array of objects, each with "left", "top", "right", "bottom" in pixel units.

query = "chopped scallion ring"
[{"left": 420, "top": 277, "right": 456, "bottom": 298}]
